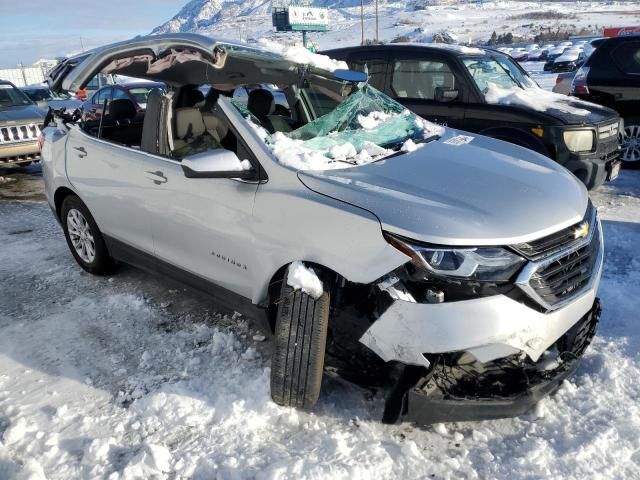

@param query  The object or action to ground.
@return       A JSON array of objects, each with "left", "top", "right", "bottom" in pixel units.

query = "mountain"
[
  {"left": 152, "top": 0, "right": 363, "bottom": 35},
  {"left": 152, "top": 0, "right": 271, "bottom": 35},
  {"left": 151, "top": 1, "right": 628, "bottom": 49}
]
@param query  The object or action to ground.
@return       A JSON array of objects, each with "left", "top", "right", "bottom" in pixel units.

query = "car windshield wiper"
[{"left": 491, "top": 56, "right": 524, "bottom": 89}]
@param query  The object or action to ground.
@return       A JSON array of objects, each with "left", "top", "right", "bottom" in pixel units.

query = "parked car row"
[{"left": 41, "top": 33, "right": 608, "bottom": 427}]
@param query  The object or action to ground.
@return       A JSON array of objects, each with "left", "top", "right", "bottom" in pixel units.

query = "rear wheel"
[
  {"left": 61, "top": 195, "right": 116, "bottom": 275},
  {"left": 620, "top": 123, "right": 640, "bottom": 168},
  {"left": 270, "top": 265, "right": 330, "bottom": 410}
]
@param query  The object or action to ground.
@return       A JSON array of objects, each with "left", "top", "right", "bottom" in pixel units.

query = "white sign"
[{"left": 288, "top": 6, "right": 329, "bottom": 26}]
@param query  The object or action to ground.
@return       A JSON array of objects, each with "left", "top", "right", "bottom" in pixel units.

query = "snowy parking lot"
[{"left": 0, "top": 165, "right": 639, "bottom": 479}]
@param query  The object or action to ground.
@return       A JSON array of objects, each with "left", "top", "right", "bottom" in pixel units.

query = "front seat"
[
  {"left": 172, "top": 107, "right": 219, "bottom": 158},
  {"left": 247, "top": 89, "right": 292, "bottom": 134}
]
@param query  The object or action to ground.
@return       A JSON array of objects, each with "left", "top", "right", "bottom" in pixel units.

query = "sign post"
[{"left": 272, "top": 3, "right": 330, "bottom": 49}]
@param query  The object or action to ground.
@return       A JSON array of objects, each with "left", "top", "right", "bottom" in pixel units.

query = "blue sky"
[{"left": 0, "top": 1, "right": 180, "bottom": 67}]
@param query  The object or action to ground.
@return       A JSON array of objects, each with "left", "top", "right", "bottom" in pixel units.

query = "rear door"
[
  {"left": 387, "top": 51, "right": 467, "bottom": 129},
  {"left": 65, "top": 126, "right": 152, "bottom": 253}
]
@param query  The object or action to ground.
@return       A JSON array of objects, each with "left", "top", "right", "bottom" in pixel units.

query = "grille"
[
  {"left": 598, "top": 122, "right": 619, "bottom": 141},
  {"left": 513, "top": 203, "right": 594, "bottom": 259},
  {"left": 528, "top": 227, "right": 600, "bottom": 306},
  {"left": 0, "top": 123, "right": 41, "bottom": 145}
]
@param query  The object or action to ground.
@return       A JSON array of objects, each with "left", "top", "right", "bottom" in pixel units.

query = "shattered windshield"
[{"left": 234, "top": 77, "right": 443, "bottom": 171}]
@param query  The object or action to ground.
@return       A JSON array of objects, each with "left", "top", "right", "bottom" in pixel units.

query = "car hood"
[
  {"left": 298, "top": 131, "right": 589, "bottom": 246},
  {"left": 0, "top": 104, "right": 46, "bottom": 124},
  {"left": 541, "top": 94, "right": 617, "bottom": 125}
]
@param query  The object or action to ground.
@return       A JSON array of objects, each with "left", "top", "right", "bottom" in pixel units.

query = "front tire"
[
  {"left": 270, "top": 266, "right": 330, "bottom": 410},
  {"left": 61, "top": 195, "right": 116, "bottom": 275}
]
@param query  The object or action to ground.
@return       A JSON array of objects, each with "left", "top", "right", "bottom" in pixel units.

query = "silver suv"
[{"left": 41, "top": 34, "right": 603, "bottom": 425}]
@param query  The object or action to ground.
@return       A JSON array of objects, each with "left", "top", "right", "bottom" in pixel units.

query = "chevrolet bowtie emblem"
[{"left": 572, "top": 221, "right": 590, "bottom": 239}]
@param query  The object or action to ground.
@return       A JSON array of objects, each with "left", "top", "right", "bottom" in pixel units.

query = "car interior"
[
  {"left": 73, "top": 45, "right": 351, "bottom": 164},
  {"left": 81, "top": 81, "right": 302, "bottom": 161}
]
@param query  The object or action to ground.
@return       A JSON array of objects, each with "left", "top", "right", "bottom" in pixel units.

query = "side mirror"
[
  {"left": 434, "top": 86, "right": 459, "bottom": 103},
  {"left": 181, "top": 149, "right": 256, "bottom": 179},
  {"left": 333, "top": 69, "right": 368, "bottom": 84}
]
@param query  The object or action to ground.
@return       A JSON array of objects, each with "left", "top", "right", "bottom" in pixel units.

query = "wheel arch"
[
  {"left": 53, "top": 186, "right": 79, "bottom": 220},
  {"left": 264, "top": 260, "right": 342, "bottom": 333}
]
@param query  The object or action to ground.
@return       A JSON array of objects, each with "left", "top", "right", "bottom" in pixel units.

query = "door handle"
[
  {"left": 73, "top": 146, "right": 87, "bottom": 158},
  {"left": 144, "top": 170, "right": 168, "bottom": 185}
]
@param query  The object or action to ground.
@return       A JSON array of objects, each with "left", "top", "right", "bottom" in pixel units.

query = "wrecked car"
[{"left": 41, "top": 34, "right": 603, "bottom": 425}]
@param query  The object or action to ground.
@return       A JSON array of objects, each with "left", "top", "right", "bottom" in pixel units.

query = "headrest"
[
  {"left": 175, "top": 107, "right": 206, "bottom": 139},
  {"left": 108, "top": 99, "right": 136, "bottom": 121},
  {"left": 247, "top": 89, "right": 275, "bottom": 118},
  {"left": 180, "top": 87, "right": 205, "bottom": 108}
]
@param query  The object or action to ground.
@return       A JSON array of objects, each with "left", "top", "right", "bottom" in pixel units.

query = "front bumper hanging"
[{"left": 396, "top": 299, "right": 600, "bottom": 425}]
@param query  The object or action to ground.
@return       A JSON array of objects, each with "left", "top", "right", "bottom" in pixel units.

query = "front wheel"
[
  {"left": 61, "top": 195, "right": 117, "bottom": 275},
  {"left": 620, "top": 123, "right": 640, "bottom": 167},
  {"left": 270, "top": 265, "right": 330, "bottom": 410}
]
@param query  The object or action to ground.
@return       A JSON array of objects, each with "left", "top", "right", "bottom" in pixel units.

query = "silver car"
[{"left": 41, "top": 34, "right": 603, "bottom": 425}]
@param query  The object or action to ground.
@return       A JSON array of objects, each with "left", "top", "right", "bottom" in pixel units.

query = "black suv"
[
  {"left": 571, "top": 36, "right": 640, "bottom": 164},
  {"left": 325, "top": 44, "right": 622, "bottom": 189}
]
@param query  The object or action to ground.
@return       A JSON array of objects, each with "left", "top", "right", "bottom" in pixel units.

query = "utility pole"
[
  {"left": 360, "top": 0, "right": 364, "bottom": 45},
  {"left": 375, "top": 0, "right": 379, "bottom": 43},
  {"left": 79, "top": 36, "right": 85, "bottom": 52}
]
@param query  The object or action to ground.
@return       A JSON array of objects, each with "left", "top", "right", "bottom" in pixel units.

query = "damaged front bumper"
[{"left": 404, "top": 300, "right": 600, "bottom": 424}]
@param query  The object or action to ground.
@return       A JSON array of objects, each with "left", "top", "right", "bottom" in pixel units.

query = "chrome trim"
[
  {"left": 0, "top": 123, "right": 41, "bottom": 145},
  {"left": 515, "top": 208, "right": 602, "bottom": 312}
]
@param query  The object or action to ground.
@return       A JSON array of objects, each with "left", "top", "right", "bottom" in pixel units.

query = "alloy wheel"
[
  {"left": 620, "top": 125, "right": 640, "bottom": 163},
  {"left": 67, "top": 208, "right": 96, "bottom": 263}
]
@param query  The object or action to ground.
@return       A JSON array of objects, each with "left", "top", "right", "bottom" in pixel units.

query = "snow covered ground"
[{"left": 0, "top": 168, "right": 639, "bottom": 479}]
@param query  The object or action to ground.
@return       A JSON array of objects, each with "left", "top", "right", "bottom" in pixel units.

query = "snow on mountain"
[
  {"left": 151, "top": 1, "right": 640, "bottom": 50},
  {"left": 152, "top": 0, "right": 361, "bottom": 35},
  {"left": 152, "top": 0, "right": 272, "bottom": 34}
]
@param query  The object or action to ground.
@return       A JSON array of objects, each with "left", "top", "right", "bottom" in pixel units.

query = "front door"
[
  {"left": 142, "top": 154, "right": 259, "bottom": 299},
  {"left": 65, "top": 127, "right": 152, "bottom": 252},
  {"left": 387, "top": 53, "right": 467, "bottom": 129}
]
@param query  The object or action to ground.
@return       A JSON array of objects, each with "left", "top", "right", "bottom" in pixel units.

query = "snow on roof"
[
  {"left": 484, "top": 83, "right": 592, "bottom": 116},
  {"left": 256, "top": 39, "right": 347, "bottom": 72},
  {"left": 395, "top": 42, "right": 485, "bottom": 55}
]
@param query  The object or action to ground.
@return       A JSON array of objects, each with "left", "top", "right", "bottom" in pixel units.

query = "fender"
[{"left": 480, "top": 126, "right": 550, "bottom": 157}]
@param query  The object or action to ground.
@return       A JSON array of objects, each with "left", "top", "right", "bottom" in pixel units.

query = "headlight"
[
  {"left": 563, "top": 130, "right": 595, "bottom": 153},
  {"left": 384, "top": 233, "right": 526, "bottom": 282}
]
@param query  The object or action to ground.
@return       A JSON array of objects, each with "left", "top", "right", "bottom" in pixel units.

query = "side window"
[
  {"left": 391, "top": 59, "right": 455, "bottom": 100},
  {"left": 96, "top": 87, "right": 112, "bottom": 104},
  {"left": 112, "top": 88, "right": 129, "bottom": 100},
  {"left": 612, "top": 41, "right": 640, "bottom": 75},
  {"left": 348, "top": 56, "right": 387, "bottom": 91}
]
